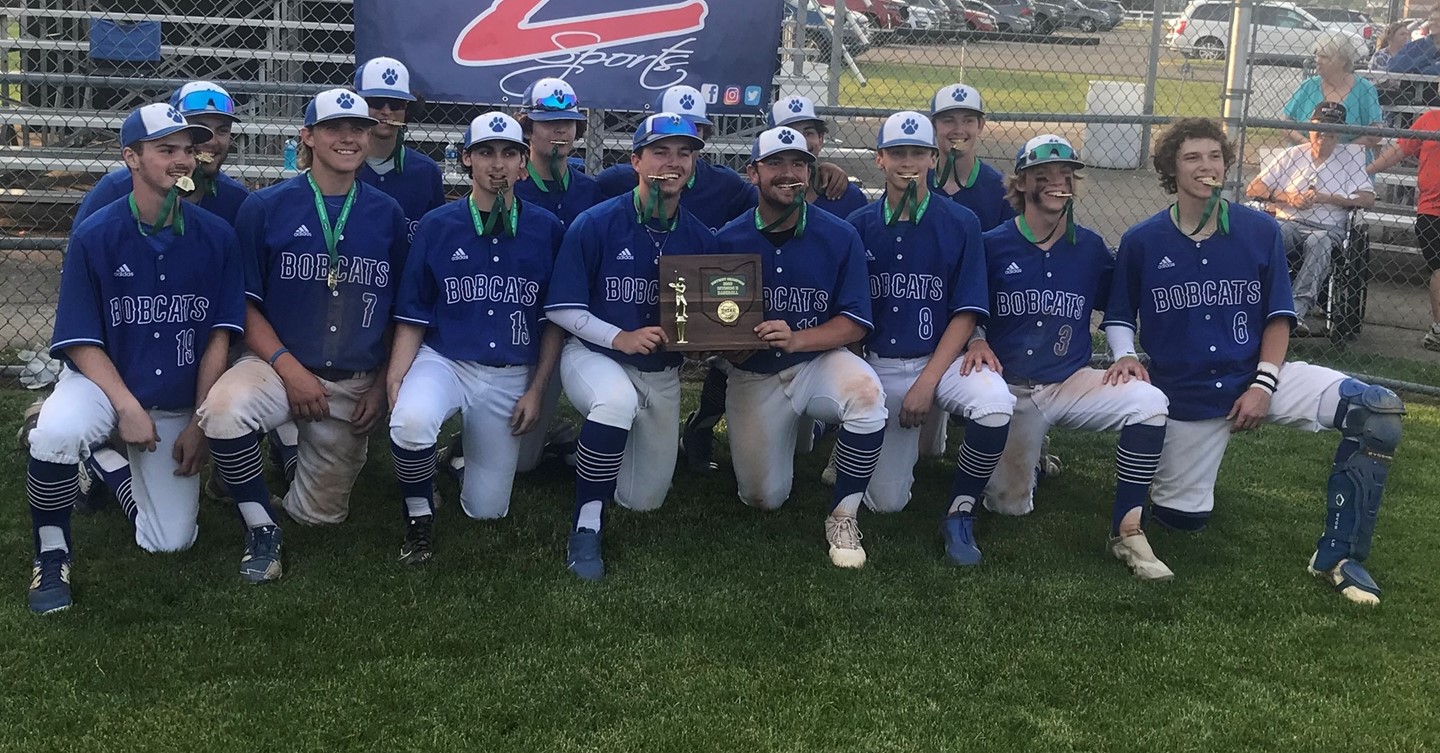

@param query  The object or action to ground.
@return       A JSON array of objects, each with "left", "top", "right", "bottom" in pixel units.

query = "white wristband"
[{"left": 1257, "top": 361, "right": 1281, "bottom": 378}]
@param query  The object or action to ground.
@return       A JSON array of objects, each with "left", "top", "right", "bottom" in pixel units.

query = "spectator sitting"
[
  {"left": 1371, "top": 22, "right": 1413, "bottom": 127},
  {"left": 1371, "top": 21, "right": 1409, "bottom": 74},
  {"left": 1387, "top": 4, "right": 1440, "bottom": 75},
  {"left": 1247, "top": 102, "right": 1376, "bottom": 337},
  {"left": 1285, "top": 32, "right": 1382, "bottom": 149}
]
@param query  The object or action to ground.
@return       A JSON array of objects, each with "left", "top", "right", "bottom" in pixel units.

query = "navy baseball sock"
[
  {"left": 391, "top": 441, "right": 436, "bottom": 519},
  {"left": 1114, "top": 423, "right": 1165, "bottom": 536},
  {"left": 209, "top": 434, "right": 277, "bottom": 529},
  {"left": 689, "top": 366, "right": 729, "bottom": 431},
  {"left": 86, "top": 446, "right": 137, "bottom": 523},
  {"left": 267, "top": 430, "right": 299, "bottom": 482},
  {"left": 948, "top": 419, "right": 1009, "bottom": 515},
  {"left": 28, "top": 458, "right": 78, "bottom": 556},
  {"left": 831, "top": 427, "right": 883, "bottom": 514},
  {"left": 573, "top": 420, "right": 627, "bottom": 532}
]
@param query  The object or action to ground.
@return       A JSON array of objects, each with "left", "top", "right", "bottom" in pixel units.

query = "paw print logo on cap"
[
  {"left": 788, "top": 98, "right": 804, "bottom": 113},
  {"left": 678, "top": 93, "right": 695, "bottom": 110},
  {"left": 900, "top": 118, "right": 919, "bottom": 135},
  {"left": 668, "top": 115, "right": 684, "bottom": 127},
  {"left": 165, "top": 106, "right": 184, "bottom": 123},
  {"left": 336, "top": 93, "right": 355, "bottom": 109},
  {"left": 777, "top": 129, "right": 796, "bottom": 144},
  {"left": 489, "top": 115, "right": 508, "bottom": 132},
  {"left": 381, "top": 68, "right": 399, "bottom": 86},
  {"left": 952, "top": 87, "right": 968, "bottom": 102}
]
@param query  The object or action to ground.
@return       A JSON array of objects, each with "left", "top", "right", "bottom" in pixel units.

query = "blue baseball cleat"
[
  {"left": 567, "top": 528, "right": 605, "bottom": 581},
  {"left": 239, "top": 525, "right": 283, "bottom": 584},
  {"left": 940, "top": 514, "right": 983, "bottom": 566},
  {"left": 28, "top": 550, "right": 72, "bottom": 614}
]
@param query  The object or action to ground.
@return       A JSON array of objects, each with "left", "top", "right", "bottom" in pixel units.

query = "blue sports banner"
[{"left": 355, "top": 0, "right": 786, "bottom": 112}]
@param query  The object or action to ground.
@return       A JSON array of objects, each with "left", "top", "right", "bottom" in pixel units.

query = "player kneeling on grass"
[
  {"left": 197, "top": 89, "right": 408, "bottom": 584},
  {"left": 26, "top": 105, "right": 245, "bottom": 613},
  {"left": 849, "top": 112, "right": 1016, "bottom": 566},
  {"left": 386, "top": 113, "right": 564, "bottom": 565},
  {"left": 967, "top": 135, "right": 1172, "bottom": 581},
  {"left": 714, "top": 127, "right": 885, "bottom": 568},
  {"left": 1104, "top": 118, "right": 1404, "bottom": 605},
  {"left": 543, "top": 114, "right": 717, "bottom": 580}
]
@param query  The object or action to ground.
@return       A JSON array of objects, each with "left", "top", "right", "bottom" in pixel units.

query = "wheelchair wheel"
[{"left": 1328, "top": 221, "right": 1370, "bottom": 345}]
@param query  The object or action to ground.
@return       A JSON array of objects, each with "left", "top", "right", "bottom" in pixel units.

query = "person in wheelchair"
[{"left": 1247, "top": 102, "right": 1375, "bottom": 337}]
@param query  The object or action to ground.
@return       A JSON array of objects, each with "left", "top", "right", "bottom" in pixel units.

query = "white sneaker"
[
  {"left": 825, "top": 515, "right": 866, "bottom": 569},
  {"left": 820, "top": 445, "right": 837, "bottom": 486},
  {"left": 1424, "top": 323, "right": 1440, "bottom": 353},
  {"left": 1109, "top": 531, "right": 1174, "bottom": 581}
]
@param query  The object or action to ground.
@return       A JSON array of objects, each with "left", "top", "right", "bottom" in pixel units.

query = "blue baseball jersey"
[
  {"left": 715, "top": 206, "right": 873, "bottom": 374},
  {"left": 929, "top": 161, "right": 1016, "bottom": 231},
  {"left": 358, "top": 147, "right": 447, "bottom": 243},
  {"left": 983, "top": 219, "right": 1111, "bottom": 384},
  {"left": 813, "top": 183, "right": 869, "bottom": 221},
  {"left": 237, "top": 174, "right": 409, "bottom": 373},
  {"left": 850, "top": 195, "right": 989, "bottom": 359},
  {"left": 1102, "top": 203, "right": 1296, "bottom": 421},
  {"left": 396, "top": 198, "right": 563, "bottom": 366},
  {"left": 514, "top": 164, "right": 602, "bottom": 229},
  {"left": 595, "top": 158, "right": 758, "bottom": 232},
  {"left": 52, "top": 200, "right": 245, "bottom": 411},
  {"left": 74, "top": 167, "right": 250, "bottom": 227},
  {"left": 544, "top": 193, "right": 717, "bottom": 371}
]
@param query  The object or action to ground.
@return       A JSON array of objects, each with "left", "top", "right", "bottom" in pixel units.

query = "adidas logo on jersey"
[
  {"left": 1158, "top": 256, "right": 1175, "bottom": 269},
  {"left": 451, "top": 248, "right": 469, "bottom": 261},
  {"left": 113, "top": 264, "right": 134, "bottom": 278},
  {"left": 865, "top": 249, "right": 875, "bottom": 260},
  {"left": 293, "top": 224, "right": 312, "bottom": 238},
  {"left": 617, "top": 248, "right": 634, "bottom": 261},
  {"left": 1004, "top": 262, "right": 1023, "bottom": 275}
]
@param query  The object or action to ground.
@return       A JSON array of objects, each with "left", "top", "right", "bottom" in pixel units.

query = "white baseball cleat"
[
  {"left": 1308, "top": 553, "right": 1381, "bottom": 606},
  {"left": 1109, "top": 531, "right": 1174, "bottom": 581},
  {"left": 825, "top": 514, "right": 866, "bottom": 569}
]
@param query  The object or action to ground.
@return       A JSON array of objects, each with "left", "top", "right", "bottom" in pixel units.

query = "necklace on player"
[
  {"left": 1172, "top": 183, "right": 1229, "bottom": 237},
  {"left": 754, "top": 188, "right": 807, "bottom": 238},
  {"left": 128, "top": 186, "right": 184, "bottom": 236},
  {"left": 633, "top": 184, "right": 678, "bottom": 231},
  {"left": 935, "top": 151, "right": 980, "bottom": 190},
  {"left": 469, "top": 191, "right": 518, "bottom": 238},
  {"left": 883, "top": 179, "right": 930, "bottom": 226},
  {"left": 306, "top": 172, "right": 357, "bottom": 291},
  {"left": 1018, "top": 199, "right": 1075, "bottom": 245}
]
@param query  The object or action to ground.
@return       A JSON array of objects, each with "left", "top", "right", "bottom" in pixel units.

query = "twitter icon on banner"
[{"left": 743, "top": 85, "right": 763, "bottom": 107}]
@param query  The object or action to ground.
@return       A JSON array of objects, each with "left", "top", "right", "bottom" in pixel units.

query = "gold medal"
[
  {"left": 717, "top": 300, "right": 740, "bottom": 324},
  {"left": 194, "top": 153, "right": 214, "bottom": 164},
  {"left": 175, "top": 176, "right": 196, "bottom": 193},
  {"left": 327, "top": 267, "right": 339, "bottom": 291}
]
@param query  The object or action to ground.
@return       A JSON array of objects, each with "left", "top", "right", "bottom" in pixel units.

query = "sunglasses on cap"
[
  {"left": 648, "top": 116, "right": 695, "bottom": 137},
  {"left": 532, "top": 90, "right": 578, "bottom": 112},
  {"left": 176, "top": 90, "right": 235, "bottom": 116},
  {"left": 1027, "top": 142, "right": 1077, "bottom": 161}
]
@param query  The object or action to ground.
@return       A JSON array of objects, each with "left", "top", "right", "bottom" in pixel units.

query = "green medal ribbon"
[
  {"left": 633, "top": 184, "right": 677, "bottom": 231},
  {"left": 1017, "top": 198, "right": 1076, "bottom": 245},
  {"left": 189, "top": 165, "right": 217, "bottom": 197},
  {"left": 883, "top": 180, "right": 931, "bottom": 226},
  {"left": 306, "top": 173, "right": 357, "bottom": 291},
  {"left": 753, "top": 190, "right": 808, "bottom": 238},
  {"left": 470, "top": 192, "right": 518, "bottom": 238},
  {"left": 1172, "top": 186, "right": 1229, "bottom": 237},
  {"left": 128, "top": 188, "right": 184, "bottom": 237},
  {"left": 525, "top": 148, "right": 572, "bottom": 194},
  {"left": 935, "top": 151, "right": 981, "bottom": 190},
  {"left": 389, "top": 126, "right": 407, "bottom": 173}
]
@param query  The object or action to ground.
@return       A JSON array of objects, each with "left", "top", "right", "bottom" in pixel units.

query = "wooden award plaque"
[{"left": 658, "top": 254, "right": 765, "bottom": 352}]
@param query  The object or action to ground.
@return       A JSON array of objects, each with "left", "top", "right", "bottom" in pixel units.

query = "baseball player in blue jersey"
[
  {"left": 544, "top": 113, "right": 717, "bottom": 580},
  {"left": 387, "top": 113, "right": 564, "bottom": 564},
  {"left": 851, "top": 111, "right": 1015, "bottom": 566},
  {"left": 766, "top": 95, "right": 869, "bottom": 219},
  {"left": 197, "top": 89, "right": 408, "bottom": 584},
  {"left": 714, "top": 126, "right": 885, "bottom": 567},
  {"left": 74, "top": 81, "right": 249, "bottom": 227},
  {"left": 355, "top": 57, "right": 447, "bottom": 242},
  {"left": 965, "top": 135, "right": 1173, "bottom": 580},
  {"left": 1104, "top": 118, "right": 1405, "bottom": 604},
  {"left": 25, "top": 104, "right": 245, "bottom": 613},
  {"left": 514, "top": 78, "right": 601, "bottom": 229}
]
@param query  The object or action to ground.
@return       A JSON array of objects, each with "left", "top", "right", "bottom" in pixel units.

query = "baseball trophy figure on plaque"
[{"left": 659, "top": 254, "right": 764, "bottom": 351}]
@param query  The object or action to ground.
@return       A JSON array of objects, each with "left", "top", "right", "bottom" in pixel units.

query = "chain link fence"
[{"left": 0, "top": 0, "right": 1435, "bottom": 390}]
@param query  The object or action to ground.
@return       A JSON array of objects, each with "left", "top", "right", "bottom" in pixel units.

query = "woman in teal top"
[{"left": 1284, "top": 31, "right": 1382, "bottom": 149}]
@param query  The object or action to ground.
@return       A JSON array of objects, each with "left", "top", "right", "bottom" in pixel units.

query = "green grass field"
[
  {"left": 841, "top": 61, "right": 1223, "bottom": 117},
  {"left": 1, "top": 386, "right": 1438, "bottom": 752}
]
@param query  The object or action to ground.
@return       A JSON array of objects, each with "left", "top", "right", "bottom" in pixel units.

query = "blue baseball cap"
[
  {"left": 1015, "top": 134, "right": 1084, "bottom": 172},
  {"left": 930, "top": 83, "right": 984, "bottom": 117},
  {"left": 120, "top": 103, "right": 213, "bottom": 149},
  {"left": 304, "top": 88, "right": 378, "bottom": 128},
  {"left": 751, "top": 126, "right": 814, "bottom": 163},
  {"left": 654, "top": 85, "right": 712, "bottom": 127},
  {"left": 354, "top": 57, "right": 416, "bottom": 101},
  {"left": 522, "top": 78, "right": 585, "bottom": 122},
  {"left": 632, "top": 112, "right": 704, "bottom": 152},
  {"left": 768, "top": 95, "right": 822, "bottom": 128},
  {"left": 876, "top": 111, "right": 936, "bottom": 150},
  {"left": 169, "top": 81, "right": 241, "bottom": 123},
  {"left": 464, "top": 112, "right": 527, "bottom": 150}
]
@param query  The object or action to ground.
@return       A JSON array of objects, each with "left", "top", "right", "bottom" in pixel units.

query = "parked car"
[
  {"left": 1059, "top": 0, "right": 1118, "bottom": 32},
  {"left": 1088, "top": 0, "right": 1128, "bottom": 25},
  {"left": 963, "top": 0, "right": 1034, "bottom": 32},
  {"left": 1031, "top": 0, "right": 1066, "bottom": 33},
  {"left": 783, "top": 0, "right": 876, "bottom": 57},
  {"left": 816, "top": 0, "right": 912, "bottom": 37},
  {"left": 895, "top": 0, "right": 946, "bottom": 37},
  {"left": 1302, "top": 6, "right": 1375, "bottom": 52},
  {"left": 1167, "top": 0, "right": 1367, "bottom": 64}
]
